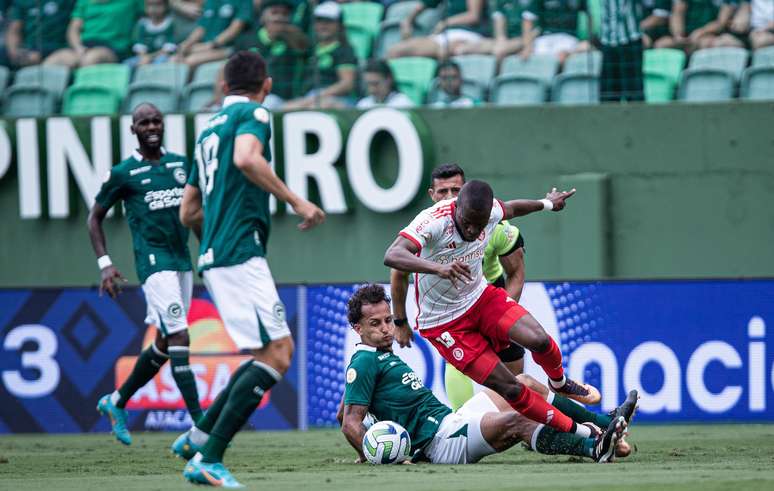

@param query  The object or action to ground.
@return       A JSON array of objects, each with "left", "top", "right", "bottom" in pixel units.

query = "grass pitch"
[{"left": 1, "top": 425, "right": 773, "bottom": 490}]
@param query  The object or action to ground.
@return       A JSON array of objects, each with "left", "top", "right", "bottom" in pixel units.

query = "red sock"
[
  {"left": 508, "top": 385, "right": 575, "bottom": 433},
  {"left": 507, "top": 385, "right": 574, "bottom": 433},
  {"left": 531, "top": 336, "right": 565, "bottom": 381}
]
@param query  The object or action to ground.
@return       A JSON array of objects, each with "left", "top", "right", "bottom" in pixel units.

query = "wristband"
[
  {"left": 97, "top": 255, "right": 112, "bottom": 270},
  {"left": 394, "top": 318, "right": 408, "bottom": 327},
  {"left": 539, "top": 199, "right": 554, "bottom": 211}
]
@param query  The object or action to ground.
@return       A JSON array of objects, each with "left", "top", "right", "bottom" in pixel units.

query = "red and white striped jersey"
[{"left": 399, "top": 198, "right": 505, "bottom": 330}]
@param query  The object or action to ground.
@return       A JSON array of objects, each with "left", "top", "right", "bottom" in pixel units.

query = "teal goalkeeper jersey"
[{"left": 190, "top": 95, "right": 273, "bottom": 272}]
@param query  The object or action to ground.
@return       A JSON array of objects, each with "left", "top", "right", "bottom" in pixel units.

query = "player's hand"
[
  {"left": 395, "top": 324, "right": 414, "bottom": 348},
  {"left": 545, "top": 187, "right": 576, "bottom": 211},
  {"left": 292, "top": 200, "right": 326, "bottom": 230},
  {"left": 99, "top": 265, "right": 127, "bottom": 298},
  {"left": 436, "top": 262, "right": 473, "bottom": 288}
]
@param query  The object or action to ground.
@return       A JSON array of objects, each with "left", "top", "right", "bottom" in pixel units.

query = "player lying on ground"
[
  {"left": 89, "top": 103, "right": 203, "bottom": 445},
  {"left": 384, "top": 180, "right": 601, "bottom": 440},
  {"left": 338, "top": 285, "right": 638, "bottom": 464}
]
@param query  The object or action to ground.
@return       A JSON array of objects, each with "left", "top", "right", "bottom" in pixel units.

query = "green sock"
[
  {"left": 169, "top": 346, "right": 203, "bottom": 424},
  {"left": 116, "top": 344, "right": 168, "bottom": 408},
  {"left": 534, "top": 425, "right": 594, "bottom": 458},
  {"left": 201, "top": 361, "right": 280, "bottom": 463},
  {"left": 196, "top": 361, "right": 253, "bottom": 433},
  {"left": 549, "top": 393, "right": 612, "bottom": 428}
]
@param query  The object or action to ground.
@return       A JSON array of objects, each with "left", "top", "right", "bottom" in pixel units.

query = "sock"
[
  {"left": 201, "top": 361, "right": 281, "bottom": 463},
  {"left": 547, "top": 392, "right": 612, "bottom": 428},
  {"left": 196, "top": 360, "right": 253, "bottom": 433},
  {"left": 444, "top": 363, "right": 474, "bottom": 412},
  {"left": 532, "top": 425, "right": 595, "bottom": 458},
  {"left": 531, "top": 337, "right": 565, "bottom": 381},
  {"left": 169, "top": 346, "right": 203, "bottom": 424},
  {"left": 116, "top": 344, "right": 168, "bottom": 408},
  {"left": 507, "top": 385, "right": 590, "bottom": 437},
  {"left": 189, "top": 426, "right": 209, "bottom": 447}
]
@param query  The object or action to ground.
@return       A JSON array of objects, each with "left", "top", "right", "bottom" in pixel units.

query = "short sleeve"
[
  {"left": 197, "top": 0, "right": 214, "bottom": 28},
  {"left": 236, "top": 106, "right": 271, "bottom": 143},
  {"left": 335, "top": 44, "right": 357, "bottom": 71},
  {"left": 187, "top": 159, "right": 200, "bottom": 188},
  {"left": 493, "top": 222, "right": 520, "bottom": 256},
  {"left": 343, "top": 355, "right": 378, "bottom": 407},
  {"left": 132, "top": 20, "right": 147, "bottom": 54},
  {"left": 399, "top": 210, "right": 444, "bottom": 251},
  {"left": 72, "top": 0, "right": 87, "bottom": 20},
  {"left": 492, "top": 199, "right": 505, "bottom": 223},
  {"left": 236, "top": 0, "right": 253, "bottom": 23},
  {"left": 94, "top": 169, "right": 126, "bottom": 209}
]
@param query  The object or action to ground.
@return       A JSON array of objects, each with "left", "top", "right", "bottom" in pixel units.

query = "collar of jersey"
[
  {"left": 132, "top": 147, "right": 167, "bottom": 162},
  {"left": 223, "top": 95, "right": 250, "bottom": 107},
  {"left": 354, "top": 343, "right": 376, "bottom": 352}
]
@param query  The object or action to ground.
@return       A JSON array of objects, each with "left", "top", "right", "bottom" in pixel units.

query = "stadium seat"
[
  {"left": 3, "top": 87, "right": 58, "bottom": 117},
  {"left": 182, "top": 82, "right": 215, "bottom": 113},
  {"left": 0, "top": 66, "right": 9, "bottom": 93},
  {"left": 346, "top": 24, "right": 375, "bottom": 60},
  {"left": 63, "top": 86, "right": 120, "bottom": 115},
  {"left": 752, "top": 46, "right": 774, "bottom": 67},
  {"left": 563, "top": 51, "right": 603, "bottom": 76},
  {"left": 192, "top": 61, "right": 225, "bottom": 84},
  {"left": 552, "top": 74, "right": 600, "bottom": 104},
  {"left": 414, "top": 7, "right": 442, "bottom": 35},
  {"left": 688, "top": 47, "right": 749, "bottom": 81},
  {"left": 132, "top": 63, "right": 190, "bottom": 91},
  {"left": 385, "top": 1, "right": 422, "bottom": 22},
  {"left": 576, "top": 0, "right": 601, "bottom": 41},
  {"left": 740, "top": 66, "right": 774, "bottom": 100},
  {"left": 124, "top": 83, "right": 180, "bottom": 113},
  {"left": 341, "top": 1, "right": 383, "bottom": 60},
  {"left": 643, "top": 48, "right": 686, "bottom": 102},
  {"left": 12, "top": 65, "right": 71, "bottom": 99},
  {"left": 451, "top": 54, "right": 497, "bottom": 94},
  {"left": 374, "top": 21, "right": 402, "bottom": 60},
  {"left": 490, "top": 77, "right": 547, "bottom": 105},
  {"left": 73, "top": 64, "right": 131, "bottom": 100},
  {"left": 678, "top": 69, "right": 735, "bottom": 102},
  {"left": 499, "top": 54, "right": 559, "bottom": 84},
  {"left": 388, "top": 57, "right": 438, "bottom": 104}
]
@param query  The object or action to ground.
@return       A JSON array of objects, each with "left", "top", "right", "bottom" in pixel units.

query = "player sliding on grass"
[
  {"left": 339, "top": 285, "right": 637, "bottom": 464},
  {"left": 89, "top": 103, "right": 203, "bottom": 446},
  {"left": 384, "top": 180, "right": 602, "bottom": 440}
]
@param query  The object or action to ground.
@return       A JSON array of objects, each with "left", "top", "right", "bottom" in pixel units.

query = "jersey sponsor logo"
[
  {"left": 198, "top": 248, "right": 214, "bottom": 268},
  {"left": 130, "top": 165, "right": 152, "bottom": 176},
  {"left": 165, "top": 161, "right": 185, "bottom": 168},
  {"left": 144, "top": 187, "right": 184, "bottom": 210},
  {"left": 141, "top": 178, "right": 151, "bottom": 185},
  {"left": 173, "top": 168, "right": 187, "bottom": 185},
  {"left": 401, "top": 371, "right": 424, "bottom": 390},
  {"left": 452, "top": 347, "right": 464, "bottom": 361},
  {"left": 272, "top": 302, "right": 286, "bottom": 322},
  {"left": 377, "top": 352, "right": 390, "bottom": 361},
  {"left": 346, "top": 368, "right": 357, "bottom": 383},
  {"left": 207, "top": 114, "right": 229, "bottom": 129},
  {"left": 254, "top": 108, "right": 270, "bottom": 124},
  {"left": 435, "top": 248, "right": 485, "bottom": 265},
  {"left": 167, "top": 303, "right": 183, "bottom": 318}
]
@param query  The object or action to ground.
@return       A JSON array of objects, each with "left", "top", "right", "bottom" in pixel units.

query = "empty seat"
[
  {"left": 451, "top": 54, "right": 497, "bottom": 92},
  {"left": 385, "top": 1, "right": 422, "bottom": 22},
  {"left": 63, "top": 86, "right": 120, "bottom": 115},
  {"left": 182, "top": 82, "right": 215, "bottom": 113},
  {"left": 499, "top": 54, "right": 559, "bottom": 83},
  {"left": 576, "top": 0, "right": 601, "bottom": 40},
  {"left": 3, "top": 87, "right": 58, "bottom": 117},
  {"left": 124, "top": 84, "right": 180, "bottom": 113},
  {"left": 73, "top": 64, "right": 131, "bottom": 99},
  {"left": 388, "top": 57, "right": 438, "bottom": 104},
  {"left": 374, "top": 21, "right": 403, "bottom": 60},
  {"left": 643, "top": 48, "right": 686, "bottom": 102},
  {"left": 415, "top": 7, "right": 442, "bottom": 35},
  {"left": 752, "top": 46, "right": 774, "bottom": 67},
  {"left": 491, "top": 78, "right": 547, "bottom": 105},
  {"left": 552, "top": 74, "right": 600, "bottom": 104},
  {"left": 678, "top": 70, "right": 735, "bottom": 101},
  {"left": 346, "top": 24, "right": 375, "bottom": 60},
  {"left": 688, "top": 47, "right": 749, "bottom": 80},
  {"left": 563, "top": 51, "right": 603, "bottom": 76},
  {"left": 342, "top": 1, "right": 383, "bottom": 60},
  {"left": 740, "top": 66, "right": 774, "bottom": 100},
  {"left": 12, "top": 65, "right": 71, "bottom": 99},
  {"left": 133, "top": 63, "right": 190, "bottom": 90},
  {"left": 192, "top": 61, "right": 225, "bottom": 84}
]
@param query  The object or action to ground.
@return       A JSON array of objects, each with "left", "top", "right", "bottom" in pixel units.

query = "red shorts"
[{"left": 420, "top": 285, "right": 529, "bottom": 384}]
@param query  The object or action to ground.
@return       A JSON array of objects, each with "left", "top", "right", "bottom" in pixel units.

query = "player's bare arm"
[
  {"left": 341, "top": 403, "right": 370, "bottom": 463},
  {"left": 500, "top": 247, "right": 525, "bottom": 302},
  {"left": 233, "top": 133, "right": 325, "bottom": 230},
  {"left": 501, "top": 187, "right": 576, "bottom": 220},
  {"left": 384, "top": 236, "right": 473, "bottom": 288},
  {"left": 87, "top": 202, "right": 126, "bottom": 298},
  {"left": 179, "top": 184, "right": 203, "bottom": 239},
  {"left": 389, "top": 268, "right": 414, "bottom": 347}
]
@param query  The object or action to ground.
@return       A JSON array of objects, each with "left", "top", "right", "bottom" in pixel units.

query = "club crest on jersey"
[
  {"left": 346, "top": 368, "right": 357, "bottom": 383},
  {"left": 173, "top": 168, "right": 187, "bottom": 185},
  {"left": 452, "top": 347, "right": 464, "bottom": 361},
  {"left": 167, "top": 303, "right": 182, "bottom": 318},
  {"left": 254, "top": 107, "right": 270, "bottom": 124},
  {"left": 273, "top": 302, "right": 286, "bottom": 322}
]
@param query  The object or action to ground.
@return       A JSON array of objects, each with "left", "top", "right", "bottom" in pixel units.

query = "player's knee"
[
  {"left": 167, "top": 330, "right": 190, "bottom": 347},
  {"left": 494, "top": 379, "right": 523, "bottom": 401},
  {"left": 515, "top": 373, "right": 540, "bottom": 392}
]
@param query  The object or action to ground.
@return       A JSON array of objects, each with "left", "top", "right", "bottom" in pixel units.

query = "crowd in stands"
[{"left": 0, "top": 0, "right": 771, "bottom": 116}]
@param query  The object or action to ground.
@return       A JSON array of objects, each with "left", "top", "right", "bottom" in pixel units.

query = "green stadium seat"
[
  {"left": 374, "top": 21, "right": 403, "bottom": 60},
  {"left": 182, "top": 81, "right": 215, "bottom": 113},
  {"left": 12, "top": 65, "right": 71, "bottom": 98},
  {"left": 643, "top": 48, "right": 686, "bottom": 102},
  {"left": 0, "top": 66, "right": 9, "bottom": 93},
  {"left": 752, "top": 46, "right": 774, "bottom": 67},
  {"left": 192, "top": 61, "right": 225, "bottom": 84},
  {"left": 688, "top": 47, "right": 749, "bottom": 81},
  {"left": 644, "top": 73, "right": 675, "bottom": 103},
  {"left": 63, "top": 86, "right": 120, "bottom": 115},
  {"left": 388, "top": 57, "right": 437, "bottom": 104},
  {"left": 576, "top": 0, "right": 600, "bottom": 40},
  {"left": 73, "top": 64, "right": 131, "bottom": 100},
  {"left": 385, "top": 1, "right": 421, "bottom": 22},
  {"left": 552, "top": 74, "right": 600, "bottom": 104},
  {"left": 563, "top": 51, "right": 602, "bottom": 76},
  {"left": 124, "top": 83, "right": 180, "bottom": 113},
  {"left": 740, "top": 66, "right": 774, "bottom": 100},
  {"left": 678, "top": 69, "right": 735, "bottom": 102},
  {"left": 415, "top": 7, "right": 442, "bottom": 35},
  {"left": 133, "top": 63, "right": 190, "bottom": 91},
  {"left": 491, "top": 77, "right": 547, "bottom": 105},
  {"left": 499, "top": 54, "right": 559, "bottom": 84},
  {"left": 3, "top": 87, "right": 58, "bottom": 117},
  {"left": 451, "top": 54, "right": 497, "bottom": 93},
  {"left": 342, "top": 2, "right": 384, "bottom": 37},
  {"left": 346, "top": 24, "right": 375, "bottom": 60}
]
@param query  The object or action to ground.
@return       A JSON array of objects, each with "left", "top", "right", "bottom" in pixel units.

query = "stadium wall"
[{"left": 0, "top": 102, "right": 772, "bottom": 287}]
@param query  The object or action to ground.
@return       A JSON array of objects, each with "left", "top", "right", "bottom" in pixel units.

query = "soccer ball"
[{"left": 362, "top": 421, "right": 411, "bottom": 464}]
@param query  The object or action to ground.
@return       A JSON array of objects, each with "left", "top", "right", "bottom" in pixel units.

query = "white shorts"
[
  {"left": 142, "top": 270, "right": 193, "bottom": 337},
  {"left": 433, "top": 29, "right": 483, "bottom": 49},
  {"left": 534, "top": 33, "right": 580, "bottom": 56},
  {"left": 425, "top": 392, "right": 497, "bottom": 464},
  {"left": 202, "top": 256, "right": 290, "bottom": 350}
]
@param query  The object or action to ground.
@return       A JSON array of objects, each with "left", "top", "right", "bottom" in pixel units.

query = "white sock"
[
  {"left": 574, "top": 423, "right": 591, "bottom": 439},
  {"left": 546, "top": 391, "right": 556, "bottom": 404},
  {"left": 190, "top": 426, "right": 209, "bottom": 446},
  {"left": 548, "top": 375, "right": 567, "bottom": 389},
  {"left": 110, "top": 391, "right": 121, "bottom": 406}
]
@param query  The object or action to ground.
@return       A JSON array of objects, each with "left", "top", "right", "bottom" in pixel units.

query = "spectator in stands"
[
  {"left": 599, "top": 0, "right": 644, "bottom": 102},
  {"left": 453, "top": 0, "right": 528, "bottom": 60},
  {"left": 520, "top": 0, "right": 590, "bottom": 64},
  {"left": 430, "top": 60, "right": 479, "bottom": 107},
  {"left": 639, "top": 0, "right": 672, "bottom": 48},
  {"left": 236, "top": 0, "right": 309, "bottom": 109},
  {"left": 175, "top": 0, "right": 253, "bottom": 70},
  {"left": 171, "top": 0, "right": 204, "bottom": 20},
  {"left": 284, "top": 2, "right": 357, "bottom": 109},
  {"left": 125, "top": 0, "right": 178, "bottom": 68},
  {"left": 655, "top": 0, "right": 743, "bottom": 51},
  {"left": 3, "top": 0, "right": 75, "bottom": 68},
  {"left": 387, "top": 0, "right": 490, "bottom": 59},
  {"left": 357, "top": 59, "right": 415, "bottom": 109},
  {"left": 730, "top": 0, "right": 774, "bottom": 50},
  {"left": 44, "top": 0, "right": 142, "bottom": 68}
]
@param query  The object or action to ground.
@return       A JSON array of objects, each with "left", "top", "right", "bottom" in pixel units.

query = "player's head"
[
  {"left": 455, "top": 180, "right": 494, "bottom": 242},
  {"left": 347, "top": 284, "right": 394, "bottom": 351},
  {"left": 130, "top": 103, "right": 164, "bottom": 152},
  {"left": 429, "top": 163, "right": 465, "bottom": 202},
  {"left": 222, "top": 51, "right": 273, "bottom": 102}
]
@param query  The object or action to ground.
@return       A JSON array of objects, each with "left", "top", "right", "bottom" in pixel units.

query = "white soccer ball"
[{"left": 362, "top": 421, "right": 411, "bottom": 465}]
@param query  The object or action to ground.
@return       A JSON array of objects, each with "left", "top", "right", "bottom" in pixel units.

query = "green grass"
[{"left": 1, "top": 425, "right": 774, "bottom": 490}]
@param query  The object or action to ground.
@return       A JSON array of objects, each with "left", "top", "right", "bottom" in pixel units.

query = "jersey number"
[
  {"left": 436, "top": 332, "right": 455, "bottom": 348},
  {"left": 195, "top": 133, "right": 220, "bottom": 198}
]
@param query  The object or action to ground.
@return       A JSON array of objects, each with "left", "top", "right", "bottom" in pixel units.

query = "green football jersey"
[
  {"left": 94, "top": 150, "right": 193, "bottom": 283},
  {"left": 483, "top": 221, "right": 522, "bottom": 283},
  {"left": 190, "top": 95, "right": 273, "bottom": 272},
  {"left": 344, "top": 345, "right": 453, "bottom": 454}
]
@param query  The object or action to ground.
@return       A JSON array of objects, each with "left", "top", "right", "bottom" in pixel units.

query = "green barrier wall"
[{"left": 0, "top": 102, "right": 772, "bottom": 287}]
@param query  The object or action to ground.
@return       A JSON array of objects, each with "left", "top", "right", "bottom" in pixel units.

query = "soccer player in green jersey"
[
  {"left": 89, "top": 103, "right": 203, "bottom": 446},
  {"left": 175, "top": 51, "right": 325, "bottom": 488},
  {"left": 340, "top": 285, "right": 636, "bottom": 464},
  {"left": 390, "top": 164, "right": 527, "bottom": 411}
]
